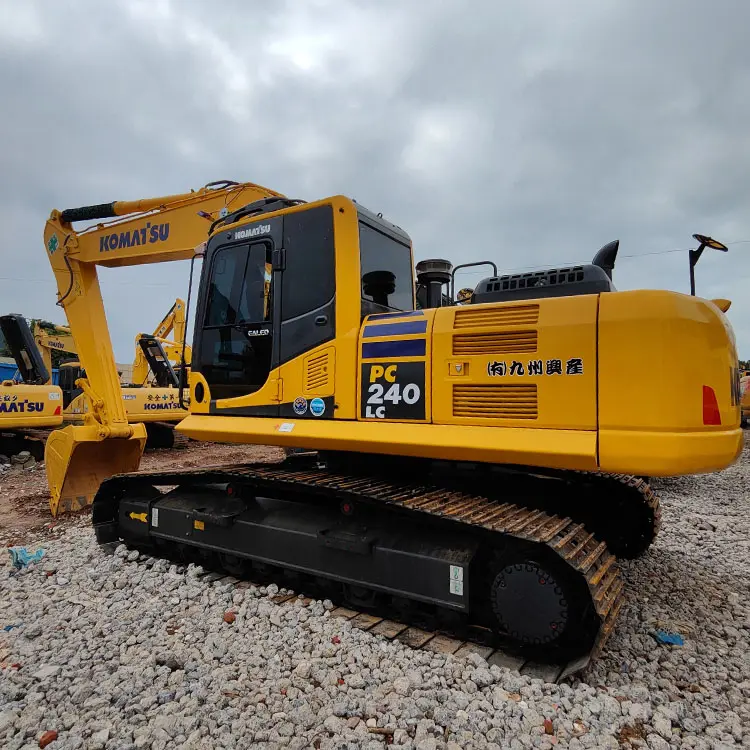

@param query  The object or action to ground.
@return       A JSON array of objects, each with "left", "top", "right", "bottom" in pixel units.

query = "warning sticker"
[{"left": 449, "top": 565, "right": 464, "bottom": 596}]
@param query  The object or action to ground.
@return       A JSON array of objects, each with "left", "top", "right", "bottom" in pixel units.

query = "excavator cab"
[
  {"left": 57, "top": 361, "right": 85, "bottom": 409},
  {"left": 0, "top": 313, "right": 51, "bottom": 385},
  {"left": 0, "top": 314, "right": 64, "bottom": 454}
]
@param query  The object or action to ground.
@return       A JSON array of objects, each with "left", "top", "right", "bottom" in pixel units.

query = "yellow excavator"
[
  {"left": 30, "top": 310, "right": 190, "bottom": 448},
  {"left": 0, "top": 313, "right": 188, "bottom": 453},
  {"left": 0, "top": 314, "right": 63, "bottom": 458},
  {"left": 32, "top": 301, "right": 191, "bottom": 388},
  {"left": 1, "top": 298, "right": 189, "bottom": 460},
  {"left": 131, "top": 298, "right": 192, "bottom": 387},
  {"left": 42, "top": 180, "right": 742, "bottom": 677}
]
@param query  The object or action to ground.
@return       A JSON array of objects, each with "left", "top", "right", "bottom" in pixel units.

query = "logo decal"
[
  {"left": 47, "top": 234, "right": 59, "bottom": 255},
  {"left": 293, "top": 397, "right": 308, "bottom": 415},
  {"left": 143, "top": 402, "right": 183, "bottom": 410},
  {"left": 234, "top": 224, "right": 271, "bottom": 240},
  {"left": 487, "top": 357, "right": 584, "bottom": 377},
  {"left": 309, "top": 397, "right": 325, "bottom": 417},
  {"left": 48, "top": 392, "right": 61, "bottom": 400},
  {"left": 99, "top": 222, "right": 170, "bottom": 253},
  {"left": 361, "top": 362, "right": 425, "bottom": 421},
  {"left": 0, "top": 400, "right": 45, "bottom": 413}
]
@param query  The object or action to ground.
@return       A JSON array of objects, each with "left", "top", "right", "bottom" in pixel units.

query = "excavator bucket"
[{"left": 45, "top": 423, "right": 147, "bottom": 516}]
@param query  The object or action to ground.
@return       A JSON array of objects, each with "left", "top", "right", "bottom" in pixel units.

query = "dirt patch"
[{"left": 0, "top": 441, "right": 285, "bottom": 547}]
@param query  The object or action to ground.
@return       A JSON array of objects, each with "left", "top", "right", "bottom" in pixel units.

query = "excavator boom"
[
  {"left": 44, "top": 180, "right": 287, "bottom": 513},
  {"left": 152, "top": 298, "right": 187, "bottom": 342}
]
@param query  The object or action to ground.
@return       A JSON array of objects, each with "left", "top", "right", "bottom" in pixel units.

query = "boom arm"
[
  {"left": 152, "top": 298, "right": 186, "bottom": 341},
  {"left": 32, "top": 322, "right": 79, "bottom": 381},
  {"left": 43, "top": 179, "right": 287, "bottom": 514}
]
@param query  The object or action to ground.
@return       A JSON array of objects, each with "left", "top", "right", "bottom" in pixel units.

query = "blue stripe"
[
  {"left": 363, "top": 320, "right": 427, "bottom": 338},
  {"left": 362, "top": 339, "right": 426, "bottom": 359},
  {"left": 366, "top": 310, "right": 424, "bottom": 321}
]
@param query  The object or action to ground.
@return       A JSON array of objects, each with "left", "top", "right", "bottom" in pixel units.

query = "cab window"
[
  {"left": 360, "top": 222, "right": 414, "bottom": 313},
  {"left": 204, "top": 244, "right": 272, "bottom": 327}
]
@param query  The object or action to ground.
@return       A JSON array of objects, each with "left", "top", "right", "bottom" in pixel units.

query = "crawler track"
[
  {"left": 92, "top": 458, "right": 660, "bottom": 678},
  {"left": 145, "top": 422, "right": 189, "bottom": 450}
]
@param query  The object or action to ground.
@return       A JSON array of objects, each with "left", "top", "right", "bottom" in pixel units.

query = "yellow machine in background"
[
  {"left": 29, "top": 316, "right": 188, "bottom": 448},
  {"left": 131, "top": 298, "right": 192, "bottom": 387},
  {"left": 0, "top": 314, "right": 63, "bottom": 458},
  {"left": 41, "top": 180, "right": 742, "bottom": 678},
  {"left": 30, "top": 320, "right": 77, "bottom": 379}
]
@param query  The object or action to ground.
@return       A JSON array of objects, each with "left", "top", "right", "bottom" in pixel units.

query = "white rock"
[
  {"left": 393, "top": 676, "right": 411, "bottom": 696},
  {"left": 293, "top": 660, "right": 311, "bottom": 679},
  {"left": 91, "top": 728, "right": 110, "bottom": 744},
  {"left": 33, "top": 664, "right": 61, "bottom": 679},
  {"left": 652, "top": 713, "right": 671, "bottom": 739},
  {"left": 0, "top": 710, "right": 17, "bottom": 733}
]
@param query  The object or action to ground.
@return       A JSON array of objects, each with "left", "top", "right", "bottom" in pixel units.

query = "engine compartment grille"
[
  {"left": 453, "top": 304, "right": 539, "bottom": 329},
  {"left": 452, "top": 330, "right": 537, "bottom": 355},
  {"left": 304, "top": 351, "right": 330, "bottom": 391},
  {"left": 453, "top": 384, "right": 538, "bottom": 420}
]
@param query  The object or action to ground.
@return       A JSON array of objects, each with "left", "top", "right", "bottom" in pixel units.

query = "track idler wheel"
[{"left": 479, "top": 545, "right": 598, "bottom": 659}]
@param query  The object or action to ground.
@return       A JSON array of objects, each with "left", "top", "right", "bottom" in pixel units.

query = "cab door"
[{"left": 195, "top": 240, "right": 278, "bottom": 415}]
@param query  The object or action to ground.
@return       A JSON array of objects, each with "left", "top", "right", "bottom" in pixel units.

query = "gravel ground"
[{"left": 0, "top": 438, "right": 748, "bottom": 750}]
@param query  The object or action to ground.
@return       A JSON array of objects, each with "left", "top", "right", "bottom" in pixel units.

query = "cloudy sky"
[{"left": 1, "top": 0, "right": 750, "bottom": 363}]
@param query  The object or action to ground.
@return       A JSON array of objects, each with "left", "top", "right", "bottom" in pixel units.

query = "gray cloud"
[{"left": 1, "top": 0, "right": 749, "bottom": 364}]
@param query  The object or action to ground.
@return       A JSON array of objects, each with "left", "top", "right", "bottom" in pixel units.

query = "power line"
[{"left": 448, "top": 239, "right": 750, "bottom": 277}]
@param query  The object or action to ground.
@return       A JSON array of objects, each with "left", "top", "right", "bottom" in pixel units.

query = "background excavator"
[
  {"left": 0, "top": 314, "right": 63, "bottom": 459},
  {"left": 31, "top": 299, "right": 191, "bottom": 387},
  {"left": 0, "top": 309, "right": 189, "bottom": 453},
  {"left": 41, "top": 179, "right": 742, "bottom": 678},
  {"left": 30, "top": 315, "right": 188, "bottom": 449},
  {"left": 131, "top": 298, "right": 192, "bottom": 387}
]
